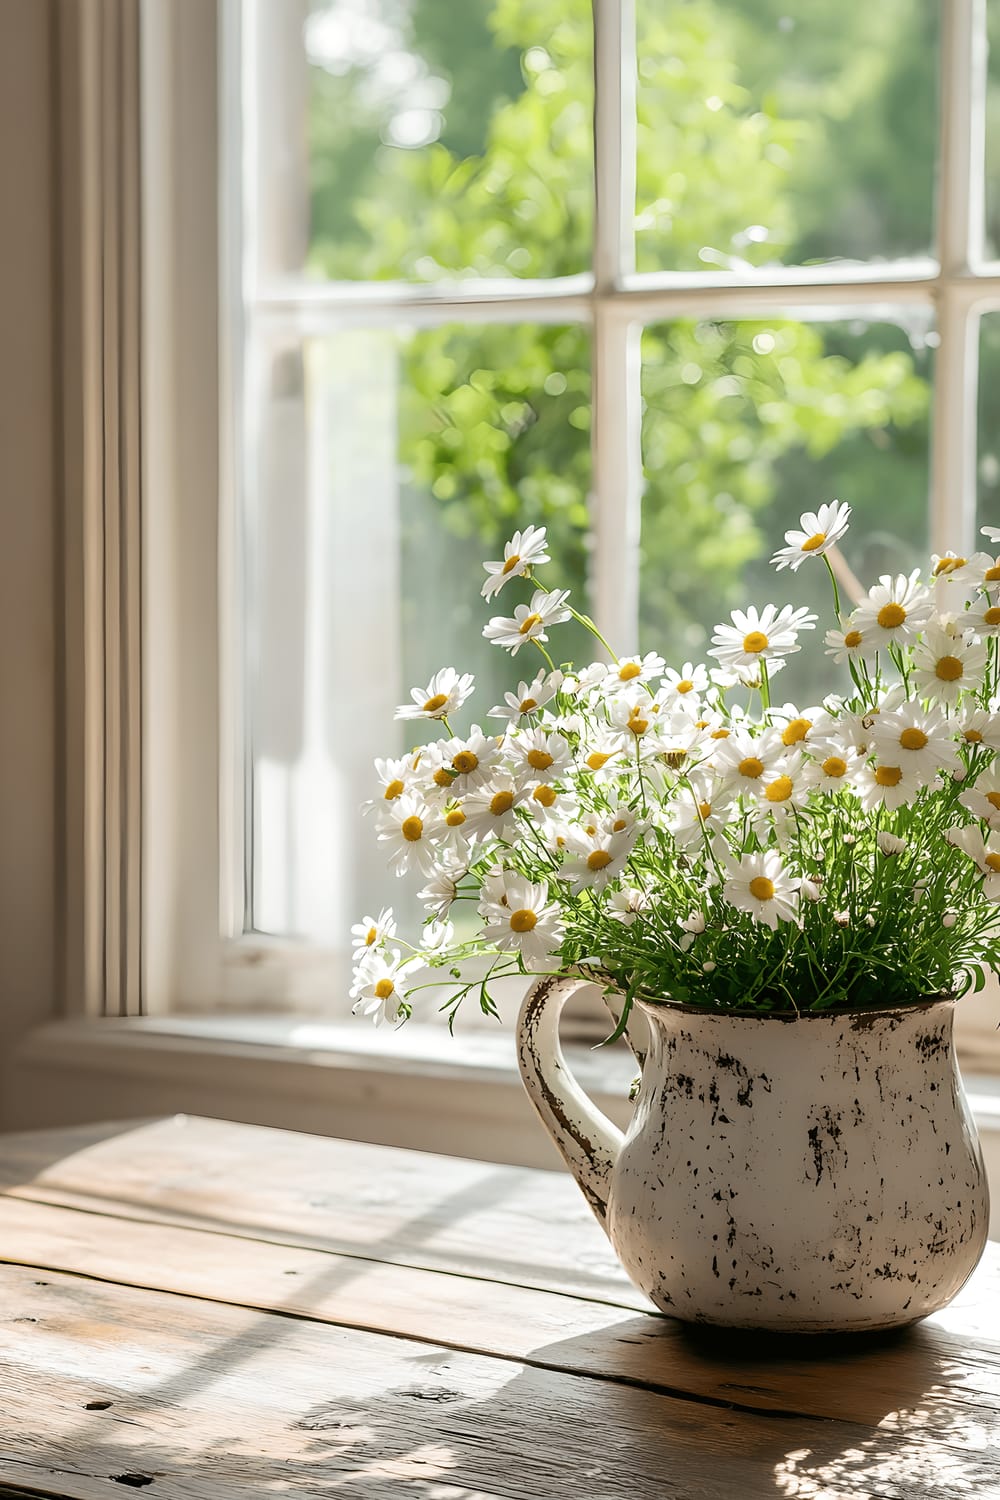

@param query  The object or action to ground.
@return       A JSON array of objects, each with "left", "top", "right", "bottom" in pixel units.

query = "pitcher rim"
[{"left": 632, "top": 991, "right": 956, "bottom": 1024}]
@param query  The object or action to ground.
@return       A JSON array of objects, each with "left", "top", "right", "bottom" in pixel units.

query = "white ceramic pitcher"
[{"left": 517, "top": 975, "right": 989, "bottom": 1332}]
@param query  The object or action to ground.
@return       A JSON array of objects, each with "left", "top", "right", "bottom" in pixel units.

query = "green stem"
[
  {"left": 823, "top": 552, "right": 842, "bottom": 621},
  {"left": 532, "top": 639, "right": 556, "bottom": 671}
]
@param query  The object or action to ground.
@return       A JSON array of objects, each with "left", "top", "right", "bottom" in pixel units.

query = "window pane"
[
  {"left": 246, "top": 322, "right": 592, "bottom": 942},
  {"left": 635, "top": 1, "right": 938, "bottom": 274},
  {"left": 978, "top": 313, "right": 1000, "bottom": 532},
  {"left": 639, "top": 313, "right": 933, "bottom": 701},
  {"left": 251, "top": 0, "right": 593, "bottom": 283},
  {"left": 985, "top": 6, "right": 1000, "bottom": 261}
]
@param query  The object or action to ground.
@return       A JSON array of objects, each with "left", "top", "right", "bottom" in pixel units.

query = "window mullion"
[
  {"left": 592, "top": 0, "right": 641, "bottom": 653},
  {"left": 931, "top": 0, "right": 986, "bottom": 554}
]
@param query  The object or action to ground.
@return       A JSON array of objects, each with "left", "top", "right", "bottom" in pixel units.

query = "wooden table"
[{"left": 0, "top": 1117, "right": 998, "bottom": 1500}]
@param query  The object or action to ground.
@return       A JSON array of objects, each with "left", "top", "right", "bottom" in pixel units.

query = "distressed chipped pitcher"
[{"left": 517, "top": 976, "right": 989, "bottom": 1332}]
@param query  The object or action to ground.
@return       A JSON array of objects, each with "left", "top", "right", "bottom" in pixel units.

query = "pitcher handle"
[{"left": 517, "top": 974, "right": 625, "bottom": 1232}]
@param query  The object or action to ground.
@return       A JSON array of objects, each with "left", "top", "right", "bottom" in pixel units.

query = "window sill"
[
  {"left": 6, "top": 1016, "right": 636, "bottom": 1170},
  {"left": 7, "top": 1016, "right": 1000, "bottom": 1236}
]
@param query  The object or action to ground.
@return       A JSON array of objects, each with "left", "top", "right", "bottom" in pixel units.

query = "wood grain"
[
  {"left": 0, "top": 1264, "right": 994, "bottom": 1500},
  {"left": 0, "top": 1117, "right": 998, "bottom": 1499}
]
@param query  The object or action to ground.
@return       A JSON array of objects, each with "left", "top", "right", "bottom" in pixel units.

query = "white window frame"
[{"left": 139, "top": 0, "right": 1000, "bottom": 1048}]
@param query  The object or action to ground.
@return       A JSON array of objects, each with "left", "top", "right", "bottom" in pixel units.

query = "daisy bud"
[
  {"left": 842, "top": 834, "right": 856, "bottom": 846},
  {"left": 703, "top": 961, "right": 717, "bottom": 973},
  {"left": 801, "top": 879, "right": 822, "bottom": 902},
  {"left": 877, "top": 832, "right": 908, "bottom": 857},
  {"left": 834, "top": 909, "right": 850, "bottom": 926},
  {"left": 942, "top": 911, "right": 958, "bottom": 928},
  {"left": 864, "top": 913, "right": 876, "bottom": 927}
]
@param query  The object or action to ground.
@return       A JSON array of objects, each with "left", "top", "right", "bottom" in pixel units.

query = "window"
[{"left": 149, "top": 0, "right": 1000, "bottom": 1031}]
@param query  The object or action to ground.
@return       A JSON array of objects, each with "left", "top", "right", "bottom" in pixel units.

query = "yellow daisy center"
[
  {"left": 501, "top": 553, "right": 522, "bottom": 575},
  {"left": 748, "top": 876, "right": 775, "bottom": 901},
  {"left": 987, "top": 792, "right": 1000, "bottom": 811},
  {"left": 934, "top": 556, "right": 967, "bottom": 575},
  {"left": 374, "top": 978, "right": 395, "bottom": 1000},
  {"left": 587, "top": 751, "right": 611, "bottom": 770},
  {"left": 965, "top": 729, "right": 984, "bottom": 743},
  {"left": 843, "top": 630, "right": 864, "bottom": 649},
  {"left": 877, "top": 602, "right": 907, "bottom": 630},
  {"left": 986, "top": 855, "right": 1000, "bottom": 874},
  {"left": 738, "top": 756, "right": 765, "bottom": 779},
  {"left": 801, "top": 532, "right": 827, "bottom": 552},
  {"left": 587, "top": 850, "right": 613, "bottom": 871},
  {"left": 509, "top": 908, "right": 538, "bottom": 932},
  {"left": 984, "top": 606, "right": 1000, "bottom": 626},
  {"left": 899, "top": 727, "right": 928, "bottom": 751},
  {"left": 710, "top": 728, "right": 730, "bottom": 740},
  {"left": 934, "top": 656, "right": 963, "bottom": 683},
  {"left": 384, "top": 778, "right": 405, "bottom": 800},
  {"left": 433, "top": 767, "right": 455, "bottom": 788},
  {"left": 490, "top": 791, "right": 515, "bottom": 816},
  {"left": 527, "top": 748, "right": 554, "bottom": 770},
  {"left": 365, "top": 926, "right": 378, "bottom": 946},
  {"left": 445, "top": 809, "right": 466, "bottom": 827},
  {"left": 452, "top": 750, "right": 479, "bottom": 774},
  {"left": 765, "top": 775, "right": 794, "bottom": 804},
  {"left": 618, "top": 661, "right": 642, "bottom": 680},
  {"left": 698, "top": 801, "right": 712, "bottom": 820},
  {"left": 533, "top": 784, "right": 557, "bottom": 807},
  {"left": 742, "top": 630, "right": 769, "bottom": 654},
  {"left": 401, "top": 815, "right": 424, "bottom": 842},
  {"left": 985, "top": 564, "right": 1000, "bottom": 582},
  {"left": 627, "top": 714, "right": 649, "bottom": 736},
  {"left": 676, "top": 679, "right": 695, "bottom": 694},
  {"left": 518, "top": 612, "right": 542, "bottom": 635},
  {"left": 519, "top": 696, "right": 538, "bottom": 712},
  {"left": 782, "top": 717, "right": 812, "bottom": 746},
  {"left": 422, "top": 692, "right": 449, "bottom": 713},
  {"left": 822, "top": 756, "right": 848, "bottom": 778},
  {"left": 612, "top": 817, "right": 629, "bottom": 832},
  {"left": 875, "top": 766, "right": 903, "bottom": 787}
]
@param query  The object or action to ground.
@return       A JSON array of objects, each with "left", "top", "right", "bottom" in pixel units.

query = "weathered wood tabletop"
[{"left": 0, "top": 1117, "right": 997, "bottom": 1500}]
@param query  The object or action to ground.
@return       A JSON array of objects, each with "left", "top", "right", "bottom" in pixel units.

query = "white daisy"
[
  {"left": 770, "top": 500, "right": 851, "bottom": 572},
  {"left": 852, "top": 570, "right": 933, "bottom": 646},
  {"left": 461, "top": 775, "right": 528, "bottom": 842},
  {"left": 395, "top": 667, "right": 475, "bottom": 722},
  {"left": 911, "top": 624, "right": 988, "bottom": 706},
  {"left": 424, "top": 726, "right": 503, "bottom": 796},
  {"left": 869, "top": 704, "right": 962, "bottom": 781},
  {"left": 566, "top": 661, "right": 612, "bottom": 699},
  {"left": 350, "top": 908, "right": 397, "bottom": 961},
  {"left": 479, "top": 873, "right": 564, "bottom": 967},
  {"left": 720, "top": 850, "right": 799, "bottom": 930},
  {"left": 481, "top": 525, "right": 551, "bottom": 599},
  {"left": 363, "top": 753, "right": 423, "bottom": 814},
  {"left": 350, "top": 950, "right": 418, "bottom": 1026},
  {"left": 958, "top": 765, "right": 1000, "bottom": 828},
  {"left": 967, "top": 594, "right": 1000, "bottom": 635},
  {"left": 678, "top": 909, "right": 707, "bottom": 950},
  {"left": 483, "top": 587, "right": 572, "bottom": 655},
  {"left": 488, "top": 669, "right": 563, "bottom": 722},
  {"left": 710, "top": 726, "right": 786, "bottom": 791},
  {"left": 750, "top": 752, "right": 810, "bottom": 822},
  {"left": 945, "top": 825, "right": 1000, "bottom": 900},
  {"left": 801, "top": 745, "right": 857, "bottom": 793},
  {"left": 422, "top": 918, "right": 456, "bottom": 952},
  {"left": 767, "top": 703, "right": 841, "bottom": 754},
  {"left": 603, "top": 652, "right": 666, "bottom": 690},
  {"left": 579, "top": 729, "right": 625, "bottom": 778},
  {"left": 824, "top": 616, "right": 876, "bottom": 664},
  {"left": 669, "top": 778, "right": 732, "bottom": 850},
  {"left": 524, "top": 782, "right": 576, "bottom": 821},
  {"left": 856, "top": 760, "right": 924, "bottom": 812},
  {"left": 955, "top": 707, "right": 1000, "bottom": 751},
  {"left": 660, "top": 662, "right": 711, "bottom": 706},
  {"left": 877, "top": 832, "right": 909, "bottom": 857},
  {"left": 560, "top": 822, "right": 638, "bottom": 891},
  {"left": 375, "top": 795, "right": 444, "bottom": 877},
  {"left": 709, "top": 603, "right": 817, "bottom": 672},
  {"left": 506, "top": 726, "right": 573, "bottom": 782},
  {"left": 417, "top": 862, "right": 466, "bottom": 918},
  {"left": 608, "top": 887, "right": 651, "bottom": 925}
]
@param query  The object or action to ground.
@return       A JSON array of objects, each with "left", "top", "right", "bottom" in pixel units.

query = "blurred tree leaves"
[{"left": 304, "top": 0, "right": 935, "bottom": 661}]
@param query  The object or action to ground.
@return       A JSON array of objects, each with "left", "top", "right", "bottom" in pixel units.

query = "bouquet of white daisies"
[{"left": 351, "top": 504, "right": 1000, "bottom": 1032}]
